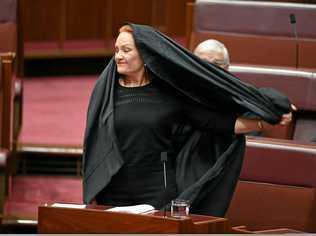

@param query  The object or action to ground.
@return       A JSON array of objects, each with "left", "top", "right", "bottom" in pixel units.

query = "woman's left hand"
[
  {"left": 234, "top": 104, "right": 297, "bottom": 134},
  {"left": 278, "top": 104, "right": 297, "bottom": 126}
]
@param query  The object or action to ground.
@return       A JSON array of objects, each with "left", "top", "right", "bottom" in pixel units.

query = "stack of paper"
[
  {"left": 51, "top": 203, "right": 87, "bottom": 209},
  {"left": 105, "top": 204, "right": 155, "bottom": 214}
]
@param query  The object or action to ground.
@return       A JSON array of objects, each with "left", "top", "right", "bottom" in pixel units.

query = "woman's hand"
[
  {"left": 279, "top": 104, "right": 297, "bottom": 125},
  {"left": 234, "top": 104, "right": 297, "bottom": 134}
]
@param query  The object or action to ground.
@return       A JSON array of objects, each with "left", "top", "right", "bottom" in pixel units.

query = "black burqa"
[{"left": 82, "top": 23, "right": 291, "bottom": 217}]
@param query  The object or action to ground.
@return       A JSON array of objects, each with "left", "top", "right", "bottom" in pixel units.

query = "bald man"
[{"left": 193, "top": 39, "right": 230, "bottom": 70}]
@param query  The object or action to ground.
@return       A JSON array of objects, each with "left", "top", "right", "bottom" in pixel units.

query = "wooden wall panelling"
[
  {"left": 21, "top": 0, "right": 194, "bottom": 40},
  {"left": 185, "top": 2, "right": 194, "bottom": 49},
  {"left": 111, "top": 0, "right": 154, "bottom": 38},
  {"left": 104, "top": 0, "right": 113, "bottom": 41},
  {"left": 165, "top": 0, "right": 194, "bottom": 36},
  {"left": 59, "top": 0, "right": 66, "bottom": 50},
  {"left": 65, "top": 0, "right": 107, "bottom": 40},
  {"left": 0, "top": 53, "right": 15, "bottom": 150},
  {"left": 21, "top": 0, "right": 192, "bottom": 60},
  {"left": 17, "top": 0, "right": 24, "bottom": 76},
  {"left": 299, "top": 40, "right": 316, "bottom": 69},
  {"left": 151, "top": 0, "right": 167, "bottom": 32},
  {"left": 22, "top": 0, "right": 64, "bottom": 42}
]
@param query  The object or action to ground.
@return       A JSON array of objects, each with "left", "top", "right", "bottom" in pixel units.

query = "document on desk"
[
  {"left": 51, "top": 203, "right": 87, "bottom": 209},
  {"left": 105, "top": 204, "right": 156, "bottom": 214}
]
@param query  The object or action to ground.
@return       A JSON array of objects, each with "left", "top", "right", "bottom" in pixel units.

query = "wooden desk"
[{"left": 38, "top": 203, "right": 228, "bottom": 233}]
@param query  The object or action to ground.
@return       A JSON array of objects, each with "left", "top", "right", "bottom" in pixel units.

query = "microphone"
[
  {"left": 161, "top": 151, "right": 168, "bottom": 217},
  {"left": 289, "top": 14, "right": 297, "bottom": 36},
  {"left": 289, "top": 13, "right": 299, "bottom": 68}
]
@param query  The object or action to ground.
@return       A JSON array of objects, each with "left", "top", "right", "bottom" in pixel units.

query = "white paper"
[
  {"left": 51, "top": 203, "right": 86, "bottom": 209},
  {"left": 105, "top": 204, "right": 155, "bottom": 214}
]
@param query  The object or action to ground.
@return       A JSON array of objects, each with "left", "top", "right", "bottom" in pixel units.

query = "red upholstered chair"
[
  {"left": 226, "top": 137, "right": 316, "bottom": 232},
  {"left": 186, "top": 0, "right": 316, "bottom": 70},
  {"left": 230, "top": 65, "right": 316, "bottom": 141},
  {"left": 292, "top": 73, "right": 316, "bottom": 142},
  {"left": 227, "top": 180, "right": 316, "bottom": 233}
]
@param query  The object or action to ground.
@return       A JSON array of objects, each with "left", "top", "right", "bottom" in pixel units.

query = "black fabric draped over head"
[{"left": 82, "top": 23, "right": 291, "bottom": 217}]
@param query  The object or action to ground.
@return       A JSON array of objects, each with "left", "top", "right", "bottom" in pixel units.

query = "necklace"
[{"left": 119, "top": 73, "right": 151, "bottom": 87}]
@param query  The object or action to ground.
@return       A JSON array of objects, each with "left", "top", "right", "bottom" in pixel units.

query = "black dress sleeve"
[{"left": 181, "top": 99, "right": 237, "bottom": 134}]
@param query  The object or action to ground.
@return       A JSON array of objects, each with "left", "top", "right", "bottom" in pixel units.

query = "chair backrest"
[
  {"left": 227, "top": 180, "right": 316, "bottom": 232},
  {"left": 242, "top": 137, "right": 316, "bottom": 187},
  {"left": 227, "top": 137, "right": 316, "bottom": 231},
  {"left": 0, "top": 0, "right": 17, "bottom": 53},
  {"left": 229, "top": 66, "right": 316, "bottom": 141},
  {"left": 187, "top": 0, "right": 316, "bottom": 69}
]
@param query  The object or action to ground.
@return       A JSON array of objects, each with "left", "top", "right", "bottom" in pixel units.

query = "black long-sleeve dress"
[{"left": 95, "top": 79, "right": 236, "bottom": 208}]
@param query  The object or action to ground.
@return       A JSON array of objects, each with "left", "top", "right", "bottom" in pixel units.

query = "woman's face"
[{"left": 114, "top": 32, "right": 144, "bottom": 76}]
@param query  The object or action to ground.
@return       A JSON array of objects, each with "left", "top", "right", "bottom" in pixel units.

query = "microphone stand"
[
  {"left": 161, "top": 152, "right": 168, "bottom": 218},
  {"left": 289, "top": 13, "right": 299, "bottom": 69}
]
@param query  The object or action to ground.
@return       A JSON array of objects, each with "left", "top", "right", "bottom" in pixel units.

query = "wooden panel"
[
  {"left": 38, "top": 204, "right": 228, "bottom": 233},
  {"left": 165, "top": 0, "right": 194, "bottom": 36},
  {"left": 65, "top": 0, "right": 107, "bottom": 40},
  {"left": 22, "top": 0, "right": 63, "bottom": 41},
  {"left": 151, "top": 0, "right": 167, "bottom": 32},
  {"left": 111, "top": 0, "right": 154, "bottom": 37},
  {"left": 38, "top": 207, "right": 190, "bottom": 233},
  {"left": 226, "top": 181, "right": 316, "bottom": 232},
  {"left": 299, "top": 40, "right": 316, "bottom": 69},
  {"left": 0, "top": 53, "right": 15, "bottom": 150},
  {"left": 0, "top": 23, "right": 16, "bottom": 52},
  {"left": 21, "top": 0, "right": 191, "bottom": 42},
  {"left": 21, "top": 0, "right": 191, "bottom": 60}
]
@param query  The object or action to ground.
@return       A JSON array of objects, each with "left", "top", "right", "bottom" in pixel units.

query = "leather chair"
[
  {"left": 225, "top": 137, "right": 316, "bottom": 232},
  {"left": 230, "top": 65, "right": 316, "bottom": 141},
  {"left": 186, "top": 0, "right": 316, "bottom": 69}
]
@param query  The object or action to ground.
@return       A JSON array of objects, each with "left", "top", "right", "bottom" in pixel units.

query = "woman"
[{"left": 82, "top": 24, "right": 293, "bottom": 216}]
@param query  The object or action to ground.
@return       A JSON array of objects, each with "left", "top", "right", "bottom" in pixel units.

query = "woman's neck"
[{"left": 119, "top": 70, "right": 151, "bottom": 87}]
